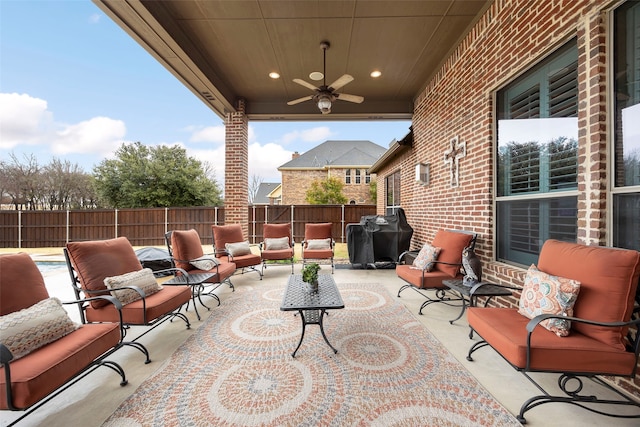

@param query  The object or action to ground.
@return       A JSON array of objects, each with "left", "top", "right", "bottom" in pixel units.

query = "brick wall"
[
  {"left": 224, "top": 99, "right": 249, "bottom": 235},
  {"left": 375, "top": 0, "right": 639, "bottom": 395},
  {"left": 281, "top": 168, "right": 375, "bottom": 205}
]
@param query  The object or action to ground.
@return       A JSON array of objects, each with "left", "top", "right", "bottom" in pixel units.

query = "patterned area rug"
[{"left": 103, "top": 281, "right": 519, "bottom": 426}]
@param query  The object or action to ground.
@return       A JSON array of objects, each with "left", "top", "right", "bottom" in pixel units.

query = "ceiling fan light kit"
[{"left": 287, "top": 40, "right": 364, "bottom": 114}]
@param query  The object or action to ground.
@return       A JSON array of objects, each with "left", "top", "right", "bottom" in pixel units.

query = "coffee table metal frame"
[
  {"left": 163, "top": 271, "right": 216, "bottom": 320},
  {"left": 280, "top": 274, "right": 344, "bottom": 357}
]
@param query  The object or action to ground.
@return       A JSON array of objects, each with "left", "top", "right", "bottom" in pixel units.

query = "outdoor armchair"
[
  {"left": 259, "top": 223, "right": 295, "bottom": 274},
  {"left": 0, "top": 253, "right": 128, "bottom": 422},
  {"left": 301, "top": 222, "right": 335, "bottom": 273},
  {"left": 212, "top": 224, "right": 263, "bottom": 279},
  {"left": 165, "top": 229, "right": 236, "bottom": 307},
  {"left": 396, "top": 229, "right": 477, "bottom": 315},
  {"left": 466, "top": 239, "right": 640, "bottom": 423},
  {"left": 64, "top": 236, "right": 192, "bottom": 341}
]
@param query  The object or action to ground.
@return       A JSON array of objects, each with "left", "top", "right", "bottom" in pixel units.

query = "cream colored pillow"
[
  {"left": 226, "top": 241, "right": 251, "bottom": 256},
  {"left": 264, "top": 237, "right": 290, "bottom": 250},
  {"left": 190, "top": 255, "right": 220, "bottom": 270},
  {"left": 104, "top": 268, "right": 163, "bottom": 305},
  {"left": 0, "top": 297, "right": 80, "bottom": 360},
  {"left": 306, "top": 238, "right": 331, "bottom": 250}
]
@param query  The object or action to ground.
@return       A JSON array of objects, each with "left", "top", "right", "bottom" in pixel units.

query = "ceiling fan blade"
[
  {"left": 293, "top": 78, "right": 319, "bottom": 92},
  {"left": 328, "top": 74, "right": 354, "bottom": 91},
  {"left": 287, "top": 95, "right": 313, "bottom": 105},
  {"left": 335, "top": 93, "right": 364, "bottom": 103}
]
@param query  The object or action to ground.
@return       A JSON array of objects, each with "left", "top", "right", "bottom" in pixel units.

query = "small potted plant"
[{"left": 302, "top": 262, "right": 321, "bottom": 292}]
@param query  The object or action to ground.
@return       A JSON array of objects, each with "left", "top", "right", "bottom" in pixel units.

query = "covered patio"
[{"left": 2, "top": 261, "right": 638, "bottom": 426}]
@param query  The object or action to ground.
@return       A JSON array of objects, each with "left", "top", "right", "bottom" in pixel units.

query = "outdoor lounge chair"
[
  {"left": 396, "top": 229, "right": 477, "bottom": 315},
  {"left": 301, "top": 222, "right": 335, "bottom": 273},
  {"left": 466, "top": 239, "right": 640, "bottom": 423},
  {"left": 212, "top": 224, "right": 263, "bottom": 279},
  {"left": 259, "top": 223, "right": 295, "bottom": 274},
  {"left": 0, "top": 253, "right": 127, "bottom": 421},
  {"left": 165, "top": 229, "right": 237, "bottom": 307},
  {"left": 64, "top": 236, "right": 192, "bottom": 341}
]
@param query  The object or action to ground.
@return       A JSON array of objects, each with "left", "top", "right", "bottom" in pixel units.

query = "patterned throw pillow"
[
  {"left": 264, "top": 237, "right": 290, "bottom": 250},
  {"left": 189, "top": 255, "right": 219, "bottom": 271},
  {"left": 104, "top": 268, "right": 163, "bottom": 305},
  {"left": 0, "top": 297, "right": 80, "bottom": 360},
  {"left": 411, "top": 243, "right": 441, "bottom": 271},
  {"left": 306, "top": 238, "right": 331, "bottom": 250},
  {"left": 518, "top": 264, "right": 581, "bottom": 337},
  {"left": 226, "top": 241, "right": 252, "bottom": 256}
]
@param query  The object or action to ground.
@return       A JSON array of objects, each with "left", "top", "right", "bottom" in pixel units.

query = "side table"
[
  {"left": 443, "top": 279, "right": 513, "bottom": 326},
  {"left": 163, "top": 272, "right": 215, "bottom": 320}
]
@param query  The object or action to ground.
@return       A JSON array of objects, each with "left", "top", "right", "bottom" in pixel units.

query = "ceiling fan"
[{"left": 287, "top": 41, "right": 364, "bottom": 114}]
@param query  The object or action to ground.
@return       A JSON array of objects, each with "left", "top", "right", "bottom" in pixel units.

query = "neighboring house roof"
[
  {"left": 369, "top": 128, "right": 414, "bottom": 174},
  {"left": 278, "top": 140, "right": 387, "bottom": 170},
  {"left": 252, "top": 182, "right": 280, "bottom": 204}
]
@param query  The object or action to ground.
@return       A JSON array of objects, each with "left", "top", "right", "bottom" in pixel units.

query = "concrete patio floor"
[{"left": 1, "top": 261, "right": 639, "bottom": 426}]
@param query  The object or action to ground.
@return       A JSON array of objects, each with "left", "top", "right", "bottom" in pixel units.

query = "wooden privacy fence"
[{"left": 0, "top": 205, "right": 376, "bottom": 248}]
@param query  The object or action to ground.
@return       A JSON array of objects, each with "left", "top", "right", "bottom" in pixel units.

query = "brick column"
[
  {"left": 224, "top": 98, "right": 248, "bottom": 235},
  {"left": 576, "top": 9, "right": 607, "bottom": 246}
]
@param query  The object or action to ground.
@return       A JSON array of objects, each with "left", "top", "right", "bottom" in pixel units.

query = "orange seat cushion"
[
  {"left": 263, "top": 223, "right": 292, "bottom": 242},
  {"left": 85, "top": 284, "right": 191, "bottom": 325},
  {"left": 537, "top": 240, "right": 640, "bottom": 350},
  {"left": 396, "top": 264, "right": 456, "bottom": 289},
  {"left": 0, "top": 253, "right": 50, "bottom": 315},
  {"left": 66, "top": 237, "right": 143, "bottom": 308},
  {"left": 0, "top": 323, "right": 120, "bottom": 410},
  {"left": 171, "top": 229, "right": 205, "bottom": 272},
  {"left": 467, "top": 307, "right": 637, "bottom": 375},
  {"left": 304, "top": 223, "right": 332, "bottom": 241},
  {"left": 431, "top": 230, "right": 474, "bottom": 277},
  {"left": 212, "top": 224, "right": 244, "bottom": 252}
]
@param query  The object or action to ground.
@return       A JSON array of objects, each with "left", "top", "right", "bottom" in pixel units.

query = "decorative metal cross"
[{"left": 443, "top": 136, "right": 466, "bottom": 187}]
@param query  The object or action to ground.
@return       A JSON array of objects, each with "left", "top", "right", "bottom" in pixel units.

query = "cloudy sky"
[{"left": 0, "top": 1, "right": 411, "bottom": 185}]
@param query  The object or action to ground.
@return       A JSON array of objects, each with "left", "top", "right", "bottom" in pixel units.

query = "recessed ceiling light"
[
  {"left": 370, "top": 70, "right": 382, "bottom": 78},
  {"left": 309, "top": 71, "right": 324, "bottom": 81},
  {"left": 269, "top": 72, "right": 280, "bottom": 79}
]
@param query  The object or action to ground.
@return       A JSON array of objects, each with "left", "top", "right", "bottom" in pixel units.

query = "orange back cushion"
[
  {"left": 305, "top": 223, "right": 332, "bottom": 241},
  {"left": 431, "top": 230, "right": 475, "bottom": 277},
  {"left": 171, "top": 229, "right": 204, "bottom": 271},
  {"left": 264, "top": 223, "right": 291, "bottom": 244},
  {"left": 537, "top": 239, "right": 640, "bottom": 350},
  {"left": 212, "top": 224, "right": 244, "bottom": 252},
  {"left": 66, "top": 237, "right": 142, "bottom": 308},
  {"left": 0, "top": 253, "right": 50, "bottom": 315}
]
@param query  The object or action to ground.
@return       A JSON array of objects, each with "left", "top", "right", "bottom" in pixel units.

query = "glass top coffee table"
[{"left": 280, "top": 274, "right": 345, "bottom": 357}]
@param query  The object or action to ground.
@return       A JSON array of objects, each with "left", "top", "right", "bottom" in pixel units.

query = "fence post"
[
  {"left": 114, "top": 209, "right": 118, "bottom": 238},
  {"left": 341, "top": 204, "right": 345, "bottom": 243},
  {"left": 290, "top": 205, "right": 295, "bottom": 242},
  {"left": 66, "top": 210, "right": 70, "bottom": 244},
  {"left": 164, "top": 207, "right": 168, "bottom": 235},
  {"left": 251, "top": 205, "right": 256, "bottom": 243},
  {"left": 18, "top": 210, "right": 22, "bottom": 249}
]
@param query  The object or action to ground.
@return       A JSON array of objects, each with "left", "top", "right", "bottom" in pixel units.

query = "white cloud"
[
  {"left": 249, "top": 142, "right": 292, "bottom": 182},
  {"left": 88, "top": 13, "right": 101, "bottom": 24},
  {"left": 53, "top": 117, "right": 126, "bottom": 155},
  {"left": 0, "top": 93, "right": 53, "bottom": 149},
  {"left": 281, "top": 126, "right": 334, "bottom": 145},
  {"left": 189, "top": 124, "right": 257, "bottom": 145}
]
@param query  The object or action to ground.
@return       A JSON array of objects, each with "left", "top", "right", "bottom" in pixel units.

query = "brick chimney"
[{"left": 292, "top": 151, "right": 300, "bottom": 159}]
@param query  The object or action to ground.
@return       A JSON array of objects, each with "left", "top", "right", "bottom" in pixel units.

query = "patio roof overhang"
[{"left": 93, "top": 0, "right": 491, "bottom": 121}]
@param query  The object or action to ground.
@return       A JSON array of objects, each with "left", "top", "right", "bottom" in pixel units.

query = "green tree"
[
  {"left": 305, "top": 177, "right": 348, "bottom": 204},
  {"left": 369, "top": 179, "right": 377, "bottom": 203},
  {"left": 93, "top": 142, "right": 222, "bottom": 208}
]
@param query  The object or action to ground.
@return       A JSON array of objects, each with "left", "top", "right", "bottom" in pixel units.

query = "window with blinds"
[
  {"left": 613, "top": 1, "right": 640, "bottom": 252},
  {"left": 496, "top": 40, "right": 578, "bottom": 266}
]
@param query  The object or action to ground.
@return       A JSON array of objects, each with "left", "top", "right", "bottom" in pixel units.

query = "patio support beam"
[{"left": 224, "top": 98, "right": 249, "bottom": 235}]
